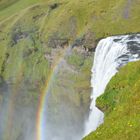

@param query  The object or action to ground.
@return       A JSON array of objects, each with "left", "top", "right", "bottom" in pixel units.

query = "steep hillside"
[
  {"left": 0, "top": 0, "right": 140, "bottom": 85},
  {"left": 0, "top": 0, "right": 140, "bottom": 140},
  {"left": 83, "top": 61, "right": 140, "bottom": 140}
]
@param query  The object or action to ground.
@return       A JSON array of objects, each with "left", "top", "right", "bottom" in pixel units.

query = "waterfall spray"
[{"left": 84, "top": 34, "right": 140, "bottom": 136}]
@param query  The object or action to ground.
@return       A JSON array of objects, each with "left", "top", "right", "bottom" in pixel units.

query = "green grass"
[
  {"left": 0, "top": 0, "right": 140, "bottom": 69},
  {"left": 0, "top": 0, "right": 45, "bottom": 22},
  {"left": 0, "top": 1, "right": 140, "bottom": 139},
  {"left": 67, "top": 50, "right": 85, "bottom": 68},
  {"left": 0, "top": 0, "right": 19, "bottom": 11},
  {"left": 0, "top": 0, "right": 139, "bottom": 117},
  {"left": 83, "top": 61, "right": 140, "bottom": 140}
]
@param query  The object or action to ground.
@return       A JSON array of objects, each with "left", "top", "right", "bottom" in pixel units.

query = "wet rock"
[
  {"left": 1, "top": 53, "right": 9, "bottom": 74},
  {"left": 49, "top": 3, "right": 60, "bottom": 10},
  {"left": 32, "top": 13, "right": 45, "bottom": 21},
  {"left": 72, "top": 37, "right": 85, "bottom": 48},
  {"left": 48, "top": 36, "right": 69, "bottom": 48},
  {"left": 23, "top": 48, "right": 38, "bottom": 58},
  {"left": 72, "top": 32, "right": 96, "bottom": 52}
]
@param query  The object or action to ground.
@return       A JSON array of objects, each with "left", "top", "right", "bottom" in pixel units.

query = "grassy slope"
[
  {"left": 0, "top": 1, "right": 93, "bottom": 139},
  {"left": 83, "top": 61, "right": 140, "bottom": 140},
  {"left": 0, "top": 0, "right": 140, "bottom": 139},
  {"left": 0, "top": 0, "right": 140, "bottom": 83},
  {"left": 0, "top": 0, "right": 43, "bottom": 22}
]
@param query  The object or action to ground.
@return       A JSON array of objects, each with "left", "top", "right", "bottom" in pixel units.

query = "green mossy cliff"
[
  {"left": 0, "top": 0, "right": 140, "bottom": 86},
  {"left": 0, "top": 0, "right": 140, "bottom": 140},
  {"left": 83, "top": 61, "right": 140, "bottom": 140}
]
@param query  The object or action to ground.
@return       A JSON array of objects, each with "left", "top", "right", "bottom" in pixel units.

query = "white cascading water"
[{"left": 84, "top": 34, "right": 140, "bottom": 136}]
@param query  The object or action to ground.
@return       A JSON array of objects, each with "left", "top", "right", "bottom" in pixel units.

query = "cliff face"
[
  {"left": 0, "top": 0, "right": 140, "bottom": 140},
  {"left": 1, "top": 0, "right": 140, "bottom": 86}
]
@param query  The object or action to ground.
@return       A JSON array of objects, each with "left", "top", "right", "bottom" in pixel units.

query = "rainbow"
[{"left": 36, "top": 46, "right": 71, "bottom": 140}]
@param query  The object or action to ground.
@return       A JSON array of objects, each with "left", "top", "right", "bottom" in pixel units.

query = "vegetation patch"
[{"left": 83, "top": 61, "right": 140, "bottom": 140}]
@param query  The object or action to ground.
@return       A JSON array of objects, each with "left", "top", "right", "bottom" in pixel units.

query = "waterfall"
[{"left": 84, "top": 34, "right": 140, "bottom": 136}]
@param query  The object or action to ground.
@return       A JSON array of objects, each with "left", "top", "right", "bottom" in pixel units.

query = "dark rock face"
[
  {"left": 8, "top": 24, "right": 39, "bottom": 47},
  {"left": 12, "top": 32, "right": 28, "bottom": 44},
  {"left": 1, "top": 53, "right": 9, "bottom": 74},
  {"left": 72, "top": 32, "right": 96, "bottom": 52},
  {"left": 113, "top": 38, "right": 122, "bottom": 42},
  {"left": 32, "top": 13, "right": 45, "bottom": 21},
  {"left": 126, "top": 34, "right": 140, "bottom": 58},
  {"left": 113, "top": 34, "right": 140, "bottom": 67},
  {"left": 49, "top": 3, "right": 60, "bottom": 10},
  {"left": 48, "top": 37, "right": 69, "bottom": 48},
  {"left": 72, "top": 37, "right": 85, "bottom": 48},
  {"left": 127, "top": 41, "right": 140, "bottom": 57}
]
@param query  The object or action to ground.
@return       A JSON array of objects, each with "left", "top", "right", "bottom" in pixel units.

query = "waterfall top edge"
[{"left": 101, "top": 34, "right": 140, "bottom": 43}]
